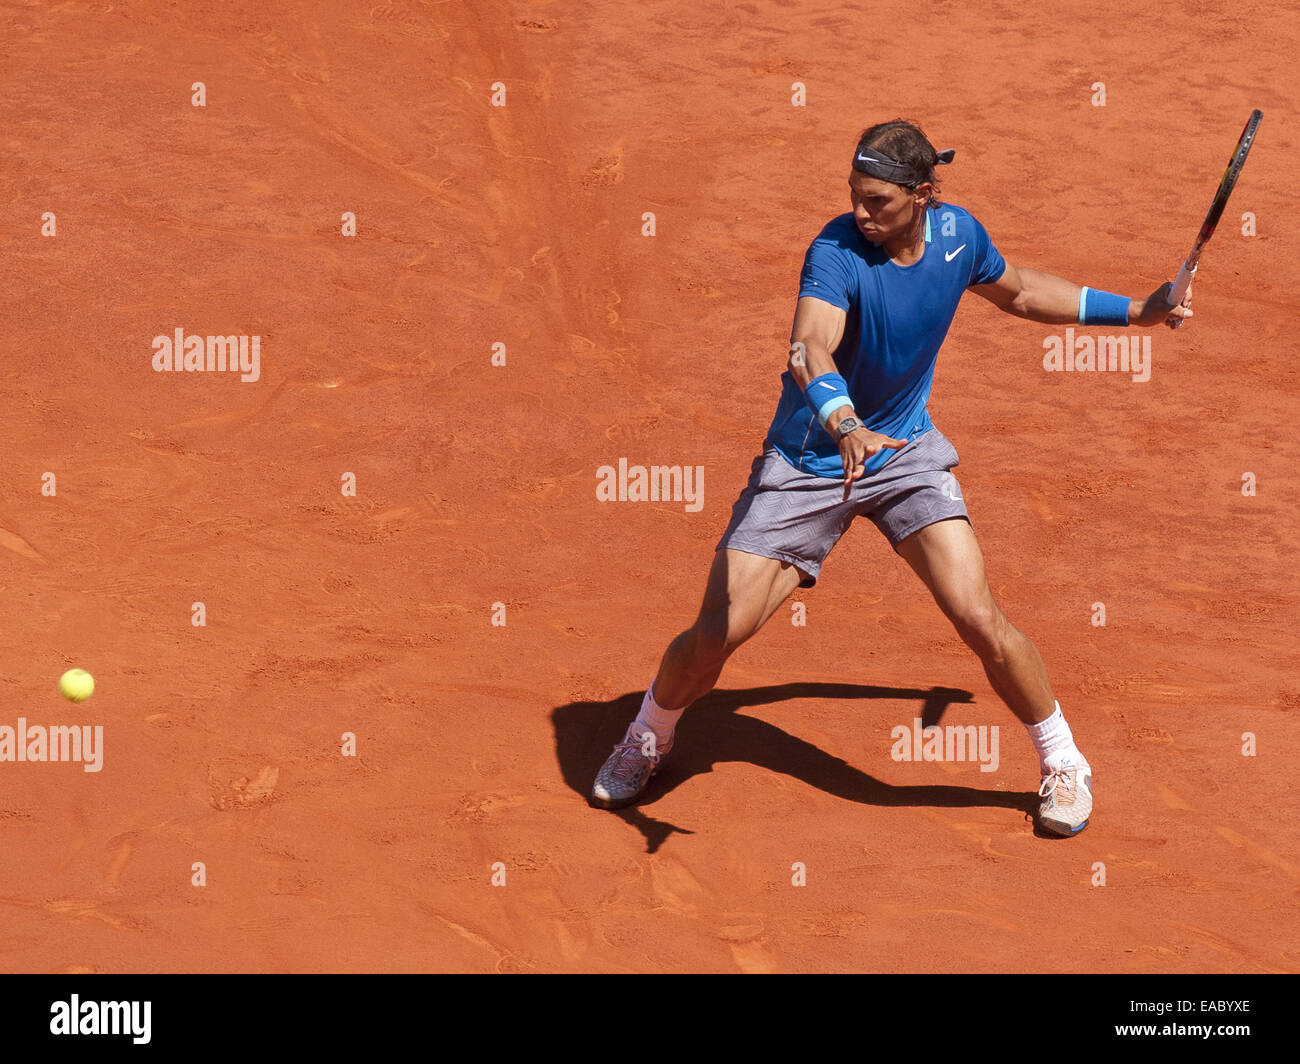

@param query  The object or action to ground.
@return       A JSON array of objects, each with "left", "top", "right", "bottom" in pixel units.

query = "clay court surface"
[{"left": 2, "top": 1, "right": 1297, "bottom": 973}]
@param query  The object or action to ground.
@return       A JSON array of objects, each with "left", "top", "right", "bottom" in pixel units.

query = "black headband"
[{"left": 852, "top": 145, "right": 955, "bottom": 185}]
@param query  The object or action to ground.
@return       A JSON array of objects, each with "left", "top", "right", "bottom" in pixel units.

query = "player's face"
[{"left": 849, "top": 173, "right": 928, "bottom": 243}]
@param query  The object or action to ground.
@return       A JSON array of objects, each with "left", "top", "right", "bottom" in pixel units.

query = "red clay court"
[{"left": 2, "top": 0, "right": 1297, "bottom": 973}]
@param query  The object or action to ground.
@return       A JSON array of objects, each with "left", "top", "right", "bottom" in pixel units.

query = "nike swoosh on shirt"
[{"left": 945, "top": 244, "right": 967, "bottom": 262}]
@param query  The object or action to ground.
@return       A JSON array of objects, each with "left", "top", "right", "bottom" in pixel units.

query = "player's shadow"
[{"left": 552, "top": 682, "right": 1039, "bottom": 853}]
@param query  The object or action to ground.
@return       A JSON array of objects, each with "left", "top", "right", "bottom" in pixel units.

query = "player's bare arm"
[
  {"left": 969, "top": 261, "right": 1193, "bottom": 328},
  {"left": 788, "top": 294, "right": 906, "bottom": 497}
]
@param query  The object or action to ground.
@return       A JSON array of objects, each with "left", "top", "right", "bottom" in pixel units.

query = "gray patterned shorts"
[{"left": 715, "top": 427, "right": 969, "bottom": 587}]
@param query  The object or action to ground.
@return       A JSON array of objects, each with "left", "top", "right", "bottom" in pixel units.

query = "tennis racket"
[{"left": 1169, "top": 109, "right": 1262, "bottom": 328}]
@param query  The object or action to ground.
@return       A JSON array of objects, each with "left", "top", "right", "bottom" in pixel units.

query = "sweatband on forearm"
[
  {"left": 1078, "top": 286, "right": 1130, "bottom": 326},
  {"left": 804, "top": 372, "right": 854, "bottom": 425}
]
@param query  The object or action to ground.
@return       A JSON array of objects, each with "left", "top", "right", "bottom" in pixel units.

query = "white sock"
[
  {"left": 633, "top": 682, "right": 684, "bottom": 748},
  {"left": 1025, "top": 701, "right": 1084, "bottom": 773}
]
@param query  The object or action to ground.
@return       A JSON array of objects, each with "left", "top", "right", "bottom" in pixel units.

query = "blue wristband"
[
  {"left": 804, "top": 372, "right": 854, "bottom": 425},
  {"left": 1079, "top": 286, "right": 1130, "bottom": 326}
]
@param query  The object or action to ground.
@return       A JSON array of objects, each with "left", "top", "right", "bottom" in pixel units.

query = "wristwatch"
[{"left": 834, "top": 415, "right": 863, "bottom": 440}]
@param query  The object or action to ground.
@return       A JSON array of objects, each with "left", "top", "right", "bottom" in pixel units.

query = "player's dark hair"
[{"left": 856, "top": 119, "right": 944, "bottom": 206}]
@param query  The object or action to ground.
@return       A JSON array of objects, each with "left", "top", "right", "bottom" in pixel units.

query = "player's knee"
[
  {"left": 951, "top": 599, "right": 1006, "bottom": 659},
  {"left": 690, "top": 608, "right": 757, "bottom": 666},
  {"left": 690, "top": 620, "right": 735, "bottom": 665}
]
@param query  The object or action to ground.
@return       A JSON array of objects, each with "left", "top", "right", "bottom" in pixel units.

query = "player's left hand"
[{"left": 1132, "top": 281, "right": 1193, "bottom": 328}]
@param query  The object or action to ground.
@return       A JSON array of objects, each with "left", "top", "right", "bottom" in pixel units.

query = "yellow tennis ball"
[{"left": 59, "top": 668, "right": 94, "bottom": 702}]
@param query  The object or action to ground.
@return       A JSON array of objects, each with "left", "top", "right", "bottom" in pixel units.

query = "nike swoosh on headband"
[{"left": 852, "top": 146, "right": 955, "bottom": 184}]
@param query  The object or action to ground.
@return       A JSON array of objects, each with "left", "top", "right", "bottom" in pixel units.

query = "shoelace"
[
  {"left": 610, "top": 730, "right": 662, "bottom": 780},
  {"left": 1038, "top": 766, "right": 1078, "bottom": 804}
]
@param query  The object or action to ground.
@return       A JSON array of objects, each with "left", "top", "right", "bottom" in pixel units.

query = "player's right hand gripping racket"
[{"left": 1169, "top": 109, "right": 1263, "bottom": 328}]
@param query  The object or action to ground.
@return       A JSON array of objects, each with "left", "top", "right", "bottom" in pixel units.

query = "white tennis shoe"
[
  {"left": 590, "top": 722, "right": 672, "bottom": 809},
  {"left": 1037, "top": 756, "right": 1093, "bottom": 836}
]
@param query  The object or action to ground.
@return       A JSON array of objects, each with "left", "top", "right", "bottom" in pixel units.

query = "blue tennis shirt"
[{"left": 765, "top": 203, "right": 1006, "bottom": 478}]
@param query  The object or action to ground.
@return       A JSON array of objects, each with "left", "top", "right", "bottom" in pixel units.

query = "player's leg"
[
  {"left": 589, "top": 547, "right": 804, "bottom": 809},
  {"left": 894, "top": 516, "right": 1093, "bottom": 835},
  {"left": 591, "top": 442, "right": 856, "bottom": 810},
  {"left": 652, "top": 546, "right": 805, "bottom": 712},
  {"left": 893, "top": 516, "right": 1053, "bottom": 724}
]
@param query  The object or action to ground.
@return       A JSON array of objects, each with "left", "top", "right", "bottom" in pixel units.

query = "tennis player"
[{"left": 591, "top": 119, "right": 1191, "bottom": 835}]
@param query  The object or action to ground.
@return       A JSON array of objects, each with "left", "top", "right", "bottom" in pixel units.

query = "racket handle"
[{"left": 1169, "top": 262, "right": 1196, "bottom": 330}]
